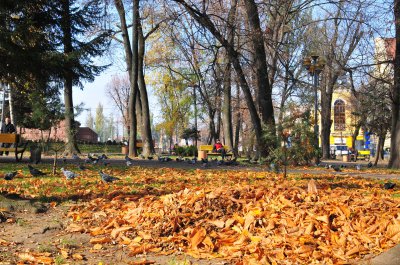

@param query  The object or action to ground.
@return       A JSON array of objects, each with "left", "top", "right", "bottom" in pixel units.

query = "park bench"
[
  {"left": 0, "top": 133, "right": 28, "bottom": 162},
  {"left": 357, "top": 150, "right": 371, "bottom": 161},
  {"left": 199, "top": 145, "right": 234, "bottom": 159}
]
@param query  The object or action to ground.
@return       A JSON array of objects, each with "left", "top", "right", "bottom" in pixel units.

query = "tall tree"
[
  {"left": 106, "top": 74, "right": 130, "bottom": 129},
  {"left": 53, "top": 0, "right": 110, "bottom": 155},
  {"left": 172, "top": 0, "right": 275, "bottom": 158},
  {"left": 389, "top": 0, "right": 400, "bottom": 167},
  {"left": 95, "top": 103, "right": 105, "bottom": 142},
  {"left": 113, "top": 0, "right": 157, "bottom": 157},
  {"left": 85, "top": 111, "right": 94, "bottom": 130}
]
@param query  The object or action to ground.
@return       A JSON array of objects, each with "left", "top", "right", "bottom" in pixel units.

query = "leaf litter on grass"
[{"left": 1, "top": 166, "right": 400, "bottom": 264}]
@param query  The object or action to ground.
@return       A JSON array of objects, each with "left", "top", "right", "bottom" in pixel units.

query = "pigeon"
[
  {"left": 225, "top": 158, "right": 237, "bottom": 166},
  {"left": 61, "top": 168, "right": 78, "bottom": 180},
  {"left": 72, "top": 154, "right": 80, "bottom": 160},
  {"left": 126, "top": 160, "right": 133, "bottom": 166},
  {"left": 4, "top": 171, "right": 17, "bottom": 180},
  {"left": 147, "top": 156, "right": 154, "bottom": 160},
  {"left": 325, "top": 164, "right": 330, "bottom": 169},
  {"left": 28, "top": 165, "right": 46, "bottom": 177},
  {"left": 355, "top": 164, "right": 361, "bottom": 171},
  {"left": 125, "top": 155, "right": 134, "bottom": 162},
  {"left": 87, "top": 153, "right": 97, "bottom": 161},
  {"left": 367, "top": 162, "right": 373, "bottom": 168},
  {"left": 332, "top": 165, "right": 341, "bottom": 172},
  {"left": 99, "top": 154, "right": 108, "bottom": 160},
  {"left": 176, "top": 157, "right": 184, "bottom": 162},
  {"left": 383, "top": 182, "right": 396, "bottom": 190},
  {"left": 99, "top": 170, "right": 120, "bottom": 183},
  {"left": 78, "top": 164, "right": 87, "bottom": 171},
  {"left": 340, "top": 164, "right": 347, "bottom": 168},
  {"left": 216, "top": 160, "right": 224, "bottom": 166}
]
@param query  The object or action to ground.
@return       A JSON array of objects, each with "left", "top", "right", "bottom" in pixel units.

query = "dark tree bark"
[
  {"left": 243, "top": 0, "right": 275, "bottom": 130},
  {"left": 114, "top": 0, "right": 138, "bottom": 156},
  {"left": 233, "top": 82, "right": 241, "bottom": 156},
  {"left": 389, "top": 0, "right": 400, "bottom": 168},
  {"left": 221, "top": 0, "right": 236, "bottom": 153},
  {"left": 61, "top": 0, "right": 79, "bottom": 155}
]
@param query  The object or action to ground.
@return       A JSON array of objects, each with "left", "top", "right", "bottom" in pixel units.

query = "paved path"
[{"left": 1, "top": 156, "right": 399, "bottom": 180}]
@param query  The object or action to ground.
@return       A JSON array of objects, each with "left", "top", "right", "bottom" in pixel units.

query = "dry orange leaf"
[
  {"left": 111, "top": 226, "right": 132, "bottom": 239},
  {"left": 72, "top": 253, "right": 84, "bottom": 260},
  {"left": 189, "top": 227, "right": 207, "bottom": 249},
  {"left": 90, "top": 237, "right": 111, "bottom": 244},
  {"left": 66, "top": 223, "right": 85, "bottom": 233}
]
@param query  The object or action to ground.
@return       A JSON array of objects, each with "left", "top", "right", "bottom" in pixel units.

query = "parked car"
[{"left": 330, "top": 145, "right": 349, "bottom": 156}]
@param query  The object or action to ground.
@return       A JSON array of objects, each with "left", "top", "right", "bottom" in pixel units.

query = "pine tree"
[{"left": 49, "top": 0, "right": 110, "bottom": 154}]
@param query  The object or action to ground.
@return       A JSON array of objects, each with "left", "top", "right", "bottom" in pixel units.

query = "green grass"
[{"left": 54, "top": 255, "right": 65, "bottom": 265}]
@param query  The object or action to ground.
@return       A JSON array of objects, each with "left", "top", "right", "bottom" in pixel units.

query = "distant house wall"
[
  {"left": 76, "top": 127, "right": 98, "bottom": 143},
  {"left": 20, "top": 120, "right": 98, "bottom": 143}
]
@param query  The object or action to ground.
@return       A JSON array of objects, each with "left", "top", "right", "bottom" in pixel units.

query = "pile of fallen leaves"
[{"left": 65, "top": 172, "right": 400, "bottom": 264}]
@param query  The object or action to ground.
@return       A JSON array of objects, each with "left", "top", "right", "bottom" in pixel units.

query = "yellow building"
[
  {"left": 328, "top": 88, "right": 363, "bottom": 147},
  {"left": 326, "top": 37, "right": 394, "bottom": 151}
]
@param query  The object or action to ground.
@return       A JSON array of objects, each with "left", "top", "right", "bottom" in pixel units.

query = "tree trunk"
[
  {"left": 351, "top": 123, "right": 361, "bottom": 149},
  {"left": 389, "top": 0, "right": 400, "bottom": 168},
  {"left": 233, "top": 83, "right": 240, "bottom": 156},
  {"left": 61, "top": 0, "right": 79, "bottom": 155},
  {"left": 320, "top": 87, "right": 333, "bottom": 159},
  {"left": 207, "top": 108, "right": 216, "bottom": 144},
  {"left": 221, "top": 0, "right": 236, "bottom": 153},
  {"left": 128, "top": 0, "right": 139, "bottom": 157},
  {"left": 138, "top": 21, "right": 154, "bottom": 156},
  {"left": 374, "top": 134, "right": 385, "bottom": 166},
  {"left": 243, "top": 0, "right": 275, "bottom": 134}
]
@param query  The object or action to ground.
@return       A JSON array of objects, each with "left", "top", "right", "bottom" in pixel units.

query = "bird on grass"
[
  {"left": 4, "top": 171, "right": 17, "bottom": 180},
  {"left": 99, "top": 154, "right": 108, "bottom": 160},
  {"left": 367, "top": 162, "right": 373, "bottom": 168},
  {"left": 383, "top": 182, "right": 396, "bottom": 190},
  {"left": 28, "top": 165, "right": 46, "bottom": 177},
  {"left": 225, "top": 157, "right": 238, "bottom": 166},
  {"left": 332, "top": 165, "right": 341, "bottom": 172},
  {"left": 126, "top": 160, "right": 133, "bottom": 166},
  {"left": 355, "top": 164, "right": 361, "bottom": 171},
  {"left": 61, "top": 168, "right": 78, "bottom": 180},
  {"left": 99, "top": 170, "right": 120, "bottom": 183}
]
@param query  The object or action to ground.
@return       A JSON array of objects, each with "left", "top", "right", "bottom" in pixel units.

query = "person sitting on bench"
[
  {"left": 0, "top": 117, "right": 16, "bottom": 156},
  {"left": 213, "top": 139, "right": 226, "bottom": 159}
]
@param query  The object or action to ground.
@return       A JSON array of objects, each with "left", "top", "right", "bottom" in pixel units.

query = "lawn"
[{"left": 1, "top": 162, "right": 400, "bottom": 264}]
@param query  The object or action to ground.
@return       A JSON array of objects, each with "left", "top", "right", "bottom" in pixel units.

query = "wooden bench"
[
  {"left": 0, "top": 133, "right": 28, "bottom": 162},
  {"left": 199, "top": 145, "right": 233, "bottom": 159}
]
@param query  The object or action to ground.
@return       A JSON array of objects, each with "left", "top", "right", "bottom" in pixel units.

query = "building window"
[{"left": 334, "top": 99, "right": 346, "bottom": 131}]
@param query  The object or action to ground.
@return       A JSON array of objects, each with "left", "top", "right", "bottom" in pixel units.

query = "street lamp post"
[{"left": 303, "top": 54, "right": 325, "bottom": 165}]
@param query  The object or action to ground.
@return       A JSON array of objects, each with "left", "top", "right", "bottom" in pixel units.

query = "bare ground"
[{"left": 0, "top": 196, "right": 228, "bottom": 265}]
